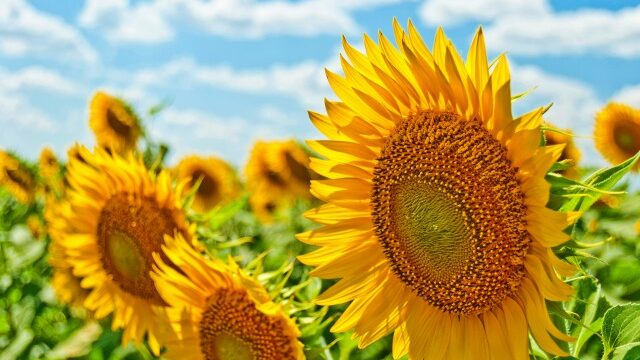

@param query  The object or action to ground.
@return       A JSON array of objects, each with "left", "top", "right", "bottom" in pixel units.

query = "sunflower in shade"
[
  {"left": 298, "top": 21, "right": 576, "bottom": 359},
  {"left": 89, "top": 91, "right": 142, "bottom": 154},
  {"left": 175, "top": 155, "right": 241, "bottom": 213},
  {"left": 151, "top": 233, "right": 304, "bottom": 359},
  {"left": 543, "top": 124, "right": 581, "bottom": 178},
  {"left": 0, "top": 150, "right": 36, "bottom": 203},
  {"left": 55, "top": 145, "right": 193, "bottom": 353},
  {"left": 594, "top": 102, "right": 640, "bottom": 171},
  {"left": 245, "top": 140, "right": 312, "bottom": 222}
]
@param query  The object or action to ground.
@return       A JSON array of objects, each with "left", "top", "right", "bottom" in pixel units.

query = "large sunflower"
[
  {"left": 0, "top": 150, "right": 36, "bottom": 203},
  {"left": 298, "top": 21, "right": 576, "bottom": 359},
  {"left": 544, "top": 125, "right": 581, "bottom": 178},
  {"left": 58, "top": 146, "right": 192, "bottom": 353},
  {"left": 245, "top": 140, "right": 312, "bottom": 222},
  {"left": 594, "top": 102, "right": 640, "bottom": 171},
  {"left": 151, "top": 233, "right": 304, "bottom": 359},
  {"left": 89, "top": 91, "right": 142, "bottom": 154},
  {"left": 176, "top": 155, "right": 241, "bottom": 213}
]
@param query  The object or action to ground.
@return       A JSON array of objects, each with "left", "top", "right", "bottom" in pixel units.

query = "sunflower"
[
  {"left": 0, "top": 150, "right": 36, "bottom": 203},
  {"left": 543, "top": 125, "right": 581, "bottom": 178},
  {"left": 175, "top": 155, "right": 241, "bottom": 213},
  {"left": 151, "top": 233, "right": 304, "bottom": 359},
  {"left": 298, "top": 21, "right": 576, "bottom": 359},
  {"left": 245, "top": 140, "right": 312, "bottom": 222},
  {"left": 57, "top": 146, "right": 192, "bottom": 353},
  {"left": 89, "top": 91, "right": 142, "bottom": 154},
  {"left": 595, "top": 102, "right": 640, "bottom": 171}
]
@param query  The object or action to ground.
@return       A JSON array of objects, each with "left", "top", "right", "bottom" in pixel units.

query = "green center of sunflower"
[
  {"left": 97, "top": 193, "right": 187, "bottom": 305},
  {"left": 371, "top": 111, "right": 529, "bottom": 315},
  {"left": 213, "top": 333, "right": 254, "bottom": 360},
  {"left": 199, "top": 288, "right": 297, "bottom": 360},
  {"left": 392, "top": 181, "right": 472, "bottom": 282},
  {"left": 107, "top": 231, "right": 145, "bottom": 281}
]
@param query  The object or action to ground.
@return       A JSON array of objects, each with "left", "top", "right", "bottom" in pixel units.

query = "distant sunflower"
[
  {"left": 595, "top": 102, "right": 640, "bottom": 171},
  {"left": 39, "top": 147, "right": 60, "bottom": 178},
  {"left": 544, "top": 125, "right": 581, "bottom": 178},
  {"left": 58, "top": 146, "right": 192, "bottom": 353},
  {"left": 298, "top": 21, "right": 575, "bottom": 359},
  {"left": 176, "top": 155, "right": 241, "bottom": 213},
  {"left": 27, "top": 214, "right": 44, "bottom": 239},
  {"left": 151, "top": 233, "right": 304, "bottom": 359},
  {"left": 89, "top": 91, "right": 142, "bottom": 154},
  {"left": 245, "top": 140, "right": 312, "bottom": 221},
  {"left": 0, "top": 150, "right": 36, "bottom": 203},
  {"left": 249, "top": 188, "right": 280, "bottom": 223}
]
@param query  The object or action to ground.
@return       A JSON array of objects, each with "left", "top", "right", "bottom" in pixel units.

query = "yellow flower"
[
  {"left": 595, "top": 102, "right": 640, "bottom": 171},
  {"left": 56, "top": 146, "right": 193, "bottom": 353},
  {"left": 0, "top": 150, "right": 36, "bottom": 203},
  {"left": 245, "top": 140, "right": 312, "bottom": 222},
  {"left": 151, "top": 233, "right": 304, "bottom": 359},
  {"left": 175, "top": 155, "right": 241, "bottom": 213},
  {"left": 27, "top": 214, "right": 44, "bottom": 239},
  {"left": 544, "top": 125, "right": 581, "bottom": 178},
  {"left": 89, "top": 91, "right": 142, "bottom": 154},
  {"left": 298, "top": 21, "right": 575, "bottom": 359}
]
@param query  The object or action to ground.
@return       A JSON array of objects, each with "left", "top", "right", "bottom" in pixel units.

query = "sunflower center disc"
[
  {"left": 192, "top": 170, "right": 219, "bottom": 199},
  {"left": 371, "top": 111, "right": 530, "bottom": 315},
  {"left": 199, "top": 288, "right": 296, "bottom": 360},
  {"left": 106, "top": 108, "right": 132, "bottom": 136},
  {"left": 97, "top": 193, "right": 185, "bottom": 304},
  {"left": 613, "top": 121, "right": 640, "bottom": 155}
]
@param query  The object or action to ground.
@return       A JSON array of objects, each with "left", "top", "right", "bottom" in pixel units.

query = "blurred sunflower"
[
  {"left": 89, "top": 91, "right": 142, "bottom": 154},
  {"left": 0, "top": 150, "right": 36, "bottom": 203},
  {"left": 298, "top": 21, "right": 575, "bottom": 359},
  {"left": 245, "top": 140, "right": 312, "bottom": 222},
  {"left": 176, "top": 155, "right": 241, "bottom": 213},
  {"left": 39, "top": 147, "right": 60, "bottom": 178},
  {"left": 58, "top": 146, "right": 192, "bottom": 353},
  {"left": 595, "top": 102, "right": 640, "bottom": 171},
  {"left": 27, "top": 214, "right": 44, "bottom": 239},
  {"left": 544, "top": 125, "right": 581, "bottom": 178},
  {"left": 151, "top": 233, "right": 304, "bottom": 359}
]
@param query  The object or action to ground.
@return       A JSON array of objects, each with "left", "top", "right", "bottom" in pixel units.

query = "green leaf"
[
  {"left": 208, "top": 195, "right": 249, "bottom": 230},
  {"left": 558, "top": 152, "right": 640, "bottom": 213},
  {"left": 602, "top": 304, "right": 640, "bottom": 360}
]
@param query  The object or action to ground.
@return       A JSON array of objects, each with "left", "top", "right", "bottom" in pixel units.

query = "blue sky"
[{"left": 2, "top": 0, "right": 640, "bottom": 168}]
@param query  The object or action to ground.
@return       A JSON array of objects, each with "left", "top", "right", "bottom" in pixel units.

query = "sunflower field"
[{"left": 2, "top": 20, "right": 640, "bottom": 360}]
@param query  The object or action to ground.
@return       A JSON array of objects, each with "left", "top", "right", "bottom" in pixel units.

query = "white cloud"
[
  {"left": 612, "top": 85, "right": 640, "bottom": 107},
  {"left": 0, "top": 94, "right": 56, "bottom": 132},
  {"left": 0, "top": 0, "right": 97, "bottom": 62},
  {"left": 78, "top": 0, "right": 174, "bottom": 44},
  {"left": 420, "top": 0, "right": 640, "bottom": 58},
  {"left": 0, "top": 67, "right": 79, "bottom": 94},
  {"left": 78, "top": 0, "right": 403, "bottom": 44},
  {"left": 109, "top": 57, "right": 330, "bottom": 106},
  {"left": 420, "top": 0, "right": 548, "bottom": 26}
]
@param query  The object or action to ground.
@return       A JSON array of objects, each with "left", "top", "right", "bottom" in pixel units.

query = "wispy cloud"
[
  {"left": 420, "top": 0, "right": 640, "bottom": 58},
  {"left": 612, "top": 84, "right": 640, "bottom": 107},
  {"left": 108, "top": 57, "right": 330, "bottom": 106},
  {"left": 0, "top": 0, "right": 97, "bottom": 63},
  {"left": 78, "top": 0, "right": 404, "bottom": 44}
]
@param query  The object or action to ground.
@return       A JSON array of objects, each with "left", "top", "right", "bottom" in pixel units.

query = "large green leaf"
[
  {"left": 602, "top": 304, "right": 640, "bottom": 360},
  {"left": 555, "top": 152, "right": 640, "bottom": 213}
]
